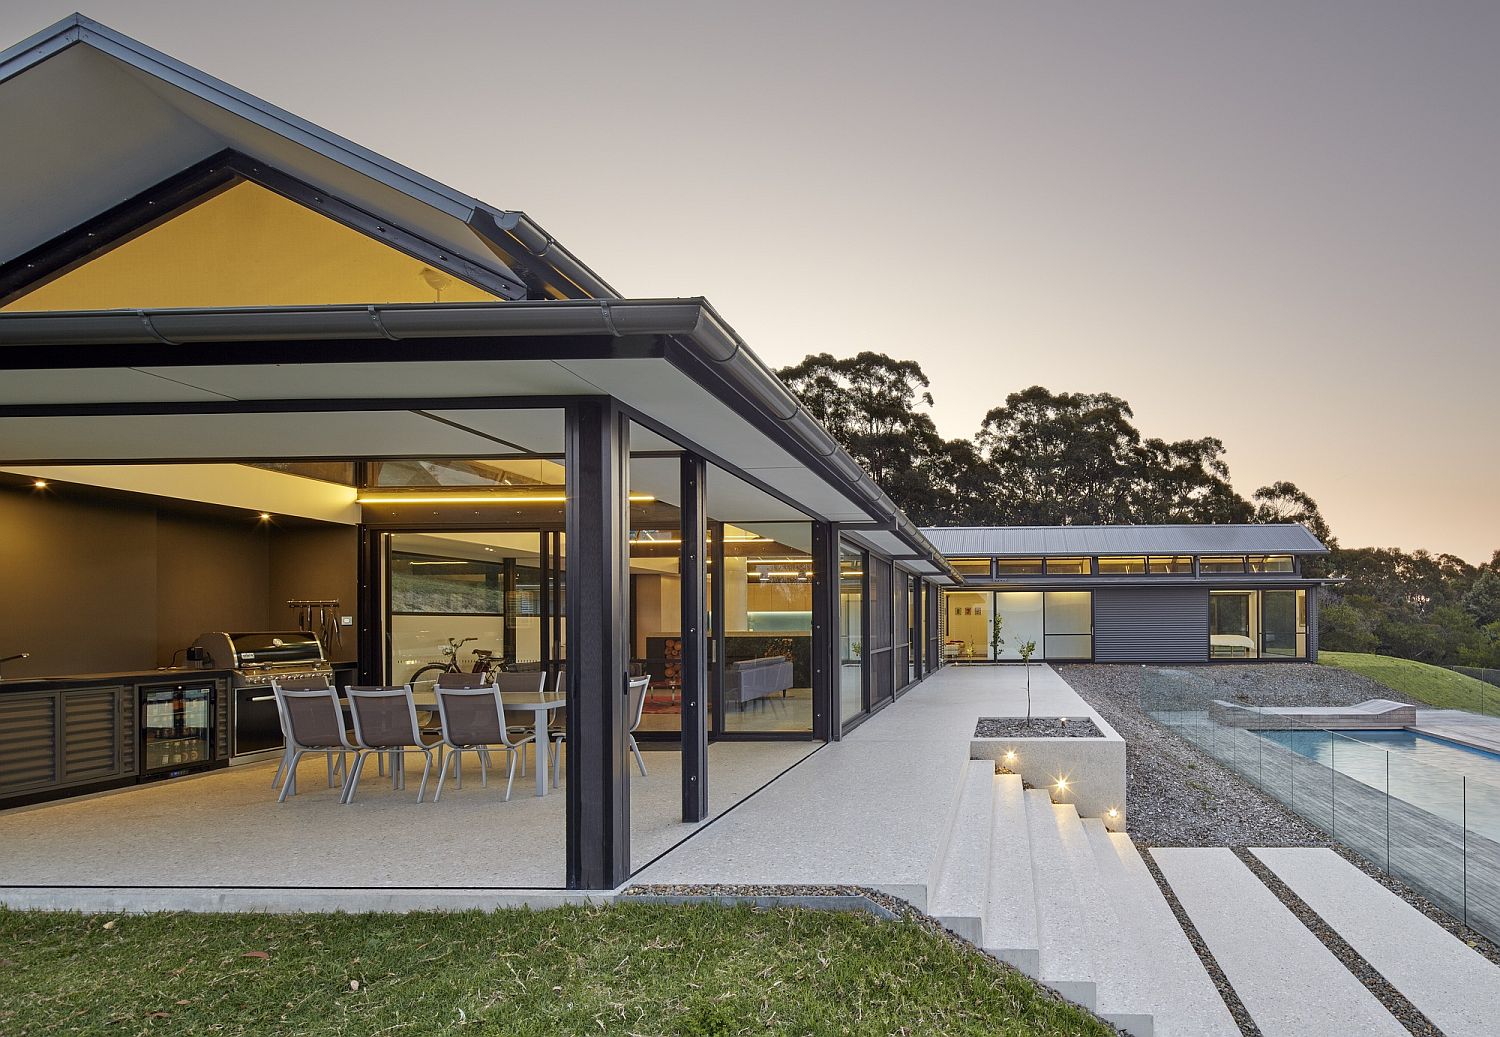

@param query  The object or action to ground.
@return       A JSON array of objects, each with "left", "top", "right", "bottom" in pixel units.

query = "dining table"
[{"left": 412, "top": 694, "right": 568, "bottom": 798}]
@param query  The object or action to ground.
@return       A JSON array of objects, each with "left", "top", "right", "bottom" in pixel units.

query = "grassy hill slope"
[{"left": 1320, "top": 651, "right": 1499, "bottom": 717}]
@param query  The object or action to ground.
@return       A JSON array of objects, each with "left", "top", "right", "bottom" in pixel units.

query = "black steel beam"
[
  {"left": 356, "top": 526, "right": 382, "bottom": 684},
  {"left": 679, "top": 453, "right": 709, "bottom": 822},
  {"left": 564, "top": 398, "right": 631, "bottom": 890}
]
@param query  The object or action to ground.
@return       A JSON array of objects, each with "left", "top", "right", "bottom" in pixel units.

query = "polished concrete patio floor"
[
  {"left": 0, "top": 740, "right": 815, "bottom": 892},
  {"left": 633, "top": 664, "right": 1098, "bottom": 908}
]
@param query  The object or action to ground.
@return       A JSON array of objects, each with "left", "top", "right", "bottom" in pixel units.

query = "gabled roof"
[
  {"left": 0, "top": 14, "right": 614, "bottom": 301},
  {"left": 919, "top": 524, "right": 1329, "bottom": 557}
]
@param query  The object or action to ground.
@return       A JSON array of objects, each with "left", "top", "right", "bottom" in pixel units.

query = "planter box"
[{"left": 970, "top": 709, "right": 1127, "bottom": 830}]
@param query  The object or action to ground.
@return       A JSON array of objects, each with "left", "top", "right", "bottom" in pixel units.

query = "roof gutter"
[{"left": 0, "top": 299, "right": 956, "bottom": 578}]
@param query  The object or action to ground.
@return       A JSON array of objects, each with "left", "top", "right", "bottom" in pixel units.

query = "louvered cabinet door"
[
  {"left": 62, "top": 686, "right": 126, "bottom": 782},
  {"left": 0, "top": 692, "right": 61, "bottom": 795}
]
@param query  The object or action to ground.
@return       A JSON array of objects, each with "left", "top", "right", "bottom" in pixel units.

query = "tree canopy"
[{"left": 778, "top": 350, "right": 1498, "bottom": 669}]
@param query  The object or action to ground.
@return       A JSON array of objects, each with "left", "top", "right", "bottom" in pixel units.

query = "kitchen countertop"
[{"left": 0, "top": 667, "right": 232, "bottom": 693}]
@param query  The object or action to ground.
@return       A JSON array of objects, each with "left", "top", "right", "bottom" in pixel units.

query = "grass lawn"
[
  {"left": 1321, "top": 651, "right": 1500, "bottom": 716},
  {"left": 0, "top": 904, "right": 1112, "bottom": 1037}
]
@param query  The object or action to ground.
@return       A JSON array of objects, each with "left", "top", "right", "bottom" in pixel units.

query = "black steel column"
[
  {"left": 564, "top": 398, "right": 631, "bottom": 890},
  {"left": 811, "top": 522, "right": 837, "bottom": 741},
  {"left": 356, "top": 526, "right": 382, "bottom": 684},
  {"left": 679, "top": 453, "right": 709, "bottom": 821}
]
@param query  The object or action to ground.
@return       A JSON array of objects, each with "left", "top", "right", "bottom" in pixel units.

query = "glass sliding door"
[
  {"left": 993, "top": 592, "right": 1044, "bottom": 660},
  {"left": 1209, "top": 590, "right": 1259, "bottom": 659},
  {"left": 1043, "top": 591, "right": 1093, "bottom": 660},
  {"left": 944, "top": 590, "right": 991, "bottom": 660},
  {"left": 1261, "top": 589, "right": 1307, "bottom": 658},
  {"left": 839, "top": 543, "right": 865, "bottom": 728}
]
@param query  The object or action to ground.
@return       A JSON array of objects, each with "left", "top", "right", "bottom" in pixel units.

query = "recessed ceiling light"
[{"left": 32, "top": 480, "right": 48, "bottom": 489}]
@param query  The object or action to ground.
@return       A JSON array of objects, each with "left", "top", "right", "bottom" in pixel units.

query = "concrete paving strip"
[
  {"left": 1152, "top": 847, "right": 1408, "bottom": 1037},
  {"left": 1253, "top": 847, "right": 1500, "bottom": 1037}
]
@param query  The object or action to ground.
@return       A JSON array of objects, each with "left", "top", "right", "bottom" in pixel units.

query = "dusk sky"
[{"left": 4, "top": 2, "right": 1496, "bottom": 561}]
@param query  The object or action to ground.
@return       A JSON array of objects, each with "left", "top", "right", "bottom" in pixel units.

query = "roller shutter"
[{"left": 1094, "top": 587, "right": 1209, "bottom": 662}]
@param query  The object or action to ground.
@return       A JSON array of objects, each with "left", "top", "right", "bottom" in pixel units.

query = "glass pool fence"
[{"left": 1140, "top": 666, "right": 1500, "bottom": 943}]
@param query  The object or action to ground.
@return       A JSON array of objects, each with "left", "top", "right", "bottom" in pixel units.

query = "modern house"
[
  {"left": 0, "top": 17, "right": 1334, "bottom": 900},
  {"left": 923, "top": 524, "right": 1330, "bottom": 664},
  {"left": 0, "top": 15, "right": 956, "bottom": 891}
]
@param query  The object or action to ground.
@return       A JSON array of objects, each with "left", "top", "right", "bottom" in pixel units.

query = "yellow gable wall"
[{"left": 2, "top": 180, "right": 501, "bottom": 311}]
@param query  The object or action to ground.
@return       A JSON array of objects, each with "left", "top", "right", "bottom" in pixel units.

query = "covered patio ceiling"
[{"left": 0, "top": 299, "right": 954, "bottom": 566}]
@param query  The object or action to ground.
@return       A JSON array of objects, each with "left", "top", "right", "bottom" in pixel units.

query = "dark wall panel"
[
  {"left": 156, "top": 513, "right": 270, "bottom": 665},
  {"left": 1307, "top": 586, "right": 1319, "bottom": 662},
  {"left": 0, "top": 487, "right": 158, "bottom": 677},
  {"left": 1093, "top": 586, "right": 1209, "bottom": 663},
  {"left": 269, "top": 525, "right": 360, "bottom": 663}
]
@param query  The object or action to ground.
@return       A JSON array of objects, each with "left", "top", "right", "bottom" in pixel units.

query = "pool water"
[{"left": 1256, "top": 728, "right": 1500, "bottom": 838}]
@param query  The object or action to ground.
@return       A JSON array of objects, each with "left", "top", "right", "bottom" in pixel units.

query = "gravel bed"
[
  {"left": 1057, "top": 664, "right": 1330, "bottom": 847},
  {"left": 1146, "top": 662, "right": 1417, "bottom": 709},
  {"left": 975, "top": 716, "right": 1102, "bottom": 738}
]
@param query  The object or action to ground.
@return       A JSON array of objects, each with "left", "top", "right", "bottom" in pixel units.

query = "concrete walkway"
[
  {"left": 633, "top": 664, "right": 1102, "bottom": 908},
  {"left": 1153, "top": 847, "right": 1409, "bottom": 1037},
  {"left": 1254, "top": 847, "right": 1500, "bottom": 1037}
]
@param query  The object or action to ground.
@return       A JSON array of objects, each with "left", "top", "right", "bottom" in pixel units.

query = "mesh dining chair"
[
  {"left": 344, "top": 685, "right": 439, "bottom": 804},
  {"left": 274, "top": 682, "right": 357, "bottom": 803},
  {"left": 547, "top": 666, "right": 567, "bottom": 787},
  {"left": 494, "top": 670, "right": 546, "bottom": 773},
  {"left": 270, "top": 675, "right": 345, "bottom": 792},
  {"left": 432, "top": 683, "right": 535, "bottom": 802},
  {"left": 431, "top": 671, "right": 497, "bottom": 780},
  {"left": 626, "top": 675, "right": 651, "bottom": 778}
]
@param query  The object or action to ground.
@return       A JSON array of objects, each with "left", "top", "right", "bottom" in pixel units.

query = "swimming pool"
[{"left": 1256, "top": 728, "right": 1500, "bottom": 838}]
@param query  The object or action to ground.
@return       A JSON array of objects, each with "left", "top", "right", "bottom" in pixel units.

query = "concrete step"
[
  {"left": 1153, "top": 847, "right": 1408, "bottom": 1037},
  {"left": 1254, "top": 847, "right": 1500, "bottom": 1037},
  {"left": 928, "top": 760, "right": 995, "bottom": 945},
  {"left": 1082, "top": 820, "right": 1238, "bottom": 1037},
  {"left": 1023, "top": 787, "right": 1097, "bottom": 1008},
  {"left": 1054, "top": 806, "right": 1155, "bottom": 1036},
  {"left": 981, "top": 773, "right": 1039, "bottom": 975}
]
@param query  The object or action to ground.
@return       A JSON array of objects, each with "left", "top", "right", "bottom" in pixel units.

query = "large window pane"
[
  {"left": 1045, "top": 557, "right": 1091, "bottom": 575},
  {"left": 1097, "top": 556, "right": 1145, "bottom": 575},
  {"left": 722, "top": 522, "right": 813, "bottom": 732},
  {"left": 387, "top": 531, "right": 544, "bottom": 693},
  {"left": 996, "top": 557, "right": 1044, "bottom": 576}
]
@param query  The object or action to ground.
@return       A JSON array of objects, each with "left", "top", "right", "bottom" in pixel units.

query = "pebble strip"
[
  {"left": 1135, "top": 848, "right": 1262, "bottom": 1037},
  {"left": 975, "top": 716, "right": 1103, "bottom": 738},
  {"left": 621, "top": 882, "right": 1123, "bottom": 1034},
  {"left": 1233, "top": 848, "right": 1439, "bottom": 1037}
]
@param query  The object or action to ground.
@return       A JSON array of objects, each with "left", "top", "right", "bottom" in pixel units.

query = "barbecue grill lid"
[{"left": 221, "top": 631, "right": 325, "bottom": 665}]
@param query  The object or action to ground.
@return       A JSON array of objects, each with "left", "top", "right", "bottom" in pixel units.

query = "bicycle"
[{"left": 408, "top": 637, "right": 499, "bottom": 696}]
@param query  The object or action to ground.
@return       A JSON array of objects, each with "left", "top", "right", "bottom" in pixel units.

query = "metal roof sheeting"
[{"left": 919, "top": 524, "right": 1328, "bottom": 557}]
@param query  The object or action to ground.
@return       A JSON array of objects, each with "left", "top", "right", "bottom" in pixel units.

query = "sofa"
[{"left": 724, "top": 656, "right": 795, "bottom": 710}]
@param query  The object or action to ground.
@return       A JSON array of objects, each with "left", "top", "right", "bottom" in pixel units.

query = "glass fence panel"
[{"left": 1139, "top": 665, "right": 1498, "bottom": 943}]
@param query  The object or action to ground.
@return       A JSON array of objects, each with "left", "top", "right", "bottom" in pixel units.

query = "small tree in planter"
[
  {"left": 989, "top": 612, "right": 1005, "bottom": 662},
  {"left": 1018, "top": 639, "right": 1037, "bottom": 721}
]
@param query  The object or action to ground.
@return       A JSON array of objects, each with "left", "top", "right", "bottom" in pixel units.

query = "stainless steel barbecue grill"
[{"left": 191, "top": 631, "right": 333, "bottom": 757}]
